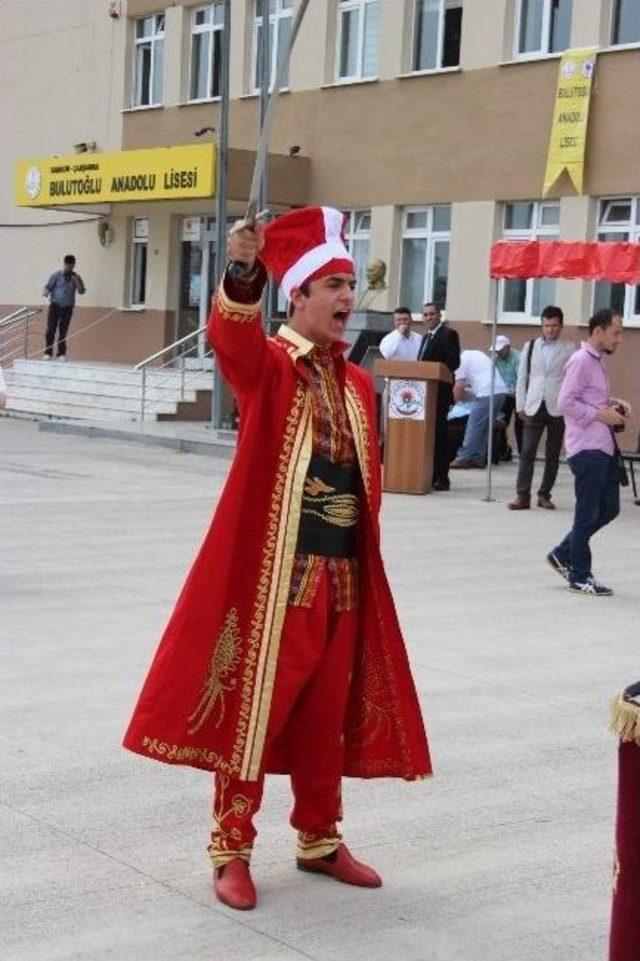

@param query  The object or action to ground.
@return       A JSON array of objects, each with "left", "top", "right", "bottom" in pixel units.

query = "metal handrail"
[
  {"left": 0, "top": 306, "right": 42, "bottom": 330},
  {"left": 134, "top": 325, "right": 207, "bottom": 370},
  {"left": 0, "top": 307, "right": 44, "bottom": 363},
  {"left": 135, "top": 325, "right": 209, "bottom": 421}
]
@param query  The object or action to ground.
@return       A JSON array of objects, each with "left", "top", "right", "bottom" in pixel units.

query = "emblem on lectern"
[{"left": 389, "top": 379, "right": 426, "bottom": 420}]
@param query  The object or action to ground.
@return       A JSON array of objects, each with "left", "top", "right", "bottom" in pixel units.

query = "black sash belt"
[{"left": 296, "top": 455, "right": 360, "bottom": 558}]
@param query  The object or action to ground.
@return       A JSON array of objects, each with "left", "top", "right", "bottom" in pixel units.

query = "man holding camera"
[{"left": 547, "top": 309, "right": 631, "bottom": 596}]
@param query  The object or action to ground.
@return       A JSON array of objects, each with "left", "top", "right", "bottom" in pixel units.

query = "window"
[
  {"left": 252, "top": 0, "right": 293, "bottom": 92},
  {"left": 593, "top": 198, "right": 640, "bottom": 324},
  {"left": 516, "top": 0, "right": 572, "bottom": 57},
  {"left": 413, "top": 0, "right": 463, "bottom": 71},
  {"left": 131, "top": 218, "right": 149, "bottom": 306},
  {"left": 336, "top": 0, "right": 379, "bottom": 81},
  {"left": 499, "top": 201, "right": 559, "bottom": 320},
  {"left": 189, "top": 4, "right": 225, "bottom": 101},
  {"left": 133, "top": 14, "right": 165, "bottom": 106},
  {"left": 399, "top": 205, "right": 451, "bottom": 313},
  {"left": 343, "top": 209, "right": 371, "bottom": 297},
  {"left": 612, "top": 0, "right": 640, "bottom": 46}
]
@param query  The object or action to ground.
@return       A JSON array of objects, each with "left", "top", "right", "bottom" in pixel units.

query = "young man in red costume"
[{"left": 123, "top": 207, "right": 431, "bottom": 911}]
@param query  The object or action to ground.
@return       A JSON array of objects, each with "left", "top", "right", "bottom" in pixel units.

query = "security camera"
[{"left": 288, "top": 145, "right": 301, "bottom": 157}]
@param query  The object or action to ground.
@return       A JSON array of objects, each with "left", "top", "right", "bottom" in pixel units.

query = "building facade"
[{"left": 3, "top": 0, "right": 640, "bottom": 429}]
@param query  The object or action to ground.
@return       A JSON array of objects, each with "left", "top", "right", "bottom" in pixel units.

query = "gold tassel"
[{"left": 610, "top": 694, "right": 640, "bottom": 744}]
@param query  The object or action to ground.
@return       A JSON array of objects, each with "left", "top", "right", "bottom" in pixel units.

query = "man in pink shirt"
[{"left": 547, "top": 309, "right": 631, "bottom": 596}]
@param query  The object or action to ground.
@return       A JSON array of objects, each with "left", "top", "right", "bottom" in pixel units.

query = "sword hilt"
[{"left": 227, "top": 201, "right": 261, "bottom": 280}]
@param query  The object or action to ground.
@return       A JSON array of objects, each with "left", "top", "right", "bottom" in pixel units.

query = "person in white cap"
[
  {"left": 490, "top": 334, "right": 521, "bottom": 460},
  {"left": 123, "top": 207, "right": 431, "bottom": 911}
]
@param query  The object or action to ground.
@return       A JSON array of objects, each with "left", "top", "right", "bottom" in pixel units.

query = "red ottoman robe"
[{"left": 123, "top": 279, "right": 432, "bottom": 784}]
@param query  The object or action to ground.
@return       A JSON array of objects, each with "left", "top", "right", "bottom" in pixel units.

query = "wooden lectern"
[{"left": 372, "top": 360, "right": 453, "bottom": 495}]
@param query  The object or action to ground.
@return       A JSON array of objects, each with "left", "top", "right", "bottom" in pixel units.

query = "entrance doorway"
[{"left": 177, "top": 215, "right": 216, "bottom": 367}]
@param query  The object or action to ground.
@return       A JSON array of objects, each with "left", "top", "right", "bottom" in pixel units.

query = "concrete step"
[
  {"left": 6, "top": 358, "right": 214, "bottom": 422},
  {"left": 7, "top": 384, "right": 177, "bottom": 415},
  {"left": 5, "top": 372, "right": 201, "bottom": 403},
  {"left": 7, "top": 398, "right": 145, "bottom": 421},
  {"left": 9, "top": 359, "right": 213, "bottom": 390}
]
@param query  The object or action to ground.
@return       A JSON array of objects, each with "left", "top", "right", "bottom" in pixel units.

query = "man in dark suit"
[{"left": 417, "top": 302, "right": 461, "bottom": 491}]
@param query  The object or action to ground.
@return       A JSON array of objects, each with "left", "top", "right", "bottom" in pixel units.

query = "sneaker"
[
  {"left": 57, "top": 355, "right": 68, "bottom": 362},
  {"left": 568, "top": 577, "right": 614, "bottom": 597},
  {"left": 42, "top": 353, "right": 52, "bottom": 360},
  {"left": 547, "top": 551, "right": 570, "bottom": 582}
]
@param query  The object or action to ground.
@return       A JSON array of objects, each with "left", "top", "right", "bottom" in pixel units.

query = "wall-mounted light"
[{"left": 288, "top": 145, "right": 301, "bottom": 157}]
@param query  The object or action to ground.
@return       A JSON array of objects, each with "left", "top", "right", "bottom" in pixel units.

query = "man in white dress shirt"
[
  {"left": 509, "top": 305, "right": 575, "bottom": 511},
  {"left": 450, "top": 350, "right": 507, "bottom": 468},
  {"left": 379, "top": 307, "right": 421, "bottom": 361}
]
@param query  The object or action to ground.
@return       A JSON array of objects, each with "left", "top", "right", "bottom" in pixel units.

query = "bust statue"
[{"left": 357, "top": 258, "right": 388, "bottom": 311}]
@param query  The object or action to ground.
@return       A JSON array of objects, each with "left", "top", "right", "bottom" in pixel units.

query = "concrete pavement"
[{"left": 2, "top": 417, "right": 640, "bottom": 961}]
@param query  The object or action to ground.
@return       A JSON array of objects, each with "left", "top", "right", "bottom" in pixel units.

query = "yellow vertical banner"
[{"left": 543, "top": 47, "right": 597, "bottom": 196}]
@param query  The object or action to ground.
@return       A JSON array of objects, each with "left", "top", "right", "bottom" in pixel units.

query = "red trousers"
[{"left": 210, "top": 570, "right": 357, "bottom": 867}]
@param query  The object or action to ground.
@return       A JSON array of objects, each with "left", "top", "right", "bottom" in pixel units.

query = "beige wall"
[{"left": 0, "top": 0, "right": 126, "bottom": 308}]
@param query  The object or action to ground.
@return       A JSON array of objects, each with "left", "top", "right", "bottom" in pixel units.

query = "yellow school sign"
[
  {"left": 14, "top": 144, "right": 216, "bottom": 206},
  {"left": 543, "top": 48, "right": 597, "bottom": 196}
]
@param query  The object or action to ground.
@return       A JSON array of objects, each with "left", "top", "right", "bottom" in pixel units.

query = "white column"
[
  {"left": 446, "top": 201, "right": 499, "bottom": 322},
  {"left": 368, "top": 205, "right": 400, "bottom": 311},
  {"left": 556, "top": 195, "right": 597, "bottom": 327},
  {"left": 461, "top": 0, "right": 511, "bottom": 69},
  {"left": 163, "top": 6, "right": 183, "bottom": 108}
]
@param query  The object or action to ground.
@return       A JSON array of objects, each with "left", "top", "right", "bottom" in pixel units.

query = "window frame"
[
  {"left": 514, "top": 0, "right": 572, "bottom": 60},
  {"left": 399, "top": 204, "right": 452, "bottom": 315},
  {"left": 342, "top": 208, "right": 372, "bottom": 297},
  {"left": 593, "top": 196, "right": 640, "bottom": 327},
  {"left": 411, "top": 0, "right": 463, "bottom": 74},
  {"left": 335, "top": 0, "right": 379, "bottom": 83},
  {"left": 610, "top": 0, "right": 640, "bottom": 47},
  {"left": 188, "top": 3, "right": 225, "bottom": 103},
  {"left": 130, "top": 218, "right": 149, "bottom": 308},
  {"left": 251, "top": 0, "right": 293, "bottom": 94},
  {"left": 498, "top": 200, "right": 560, "bottom": 324},
  {"left": 132, "top": 13, "right": 165, "bottom": 108}
]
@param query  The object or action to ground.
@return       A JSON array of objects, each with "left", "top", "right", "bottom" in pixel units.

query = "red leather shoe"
[
  {"left": 297, "top": 843, "right": 382, "bottom": 888},
  {"left": 213, "top": 858, "right": 257, "bottom": 910}
]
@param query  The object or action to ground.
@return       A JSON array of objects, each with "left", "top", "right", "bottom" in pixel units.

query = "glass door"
[{"left": 177, "top": 216, "right": 216, "bottom": 364}]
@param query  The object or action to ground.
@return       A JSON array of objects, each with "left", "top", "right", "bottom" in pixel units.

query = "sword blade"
[{"left": 245, "top": 0, "right": 311, "bottom": 221}]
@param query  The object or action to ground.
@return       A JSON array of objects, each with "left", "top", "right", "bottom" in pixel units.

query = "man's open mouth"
[{"left": 332, "top": 311, "right": 349, "bottom": 323}]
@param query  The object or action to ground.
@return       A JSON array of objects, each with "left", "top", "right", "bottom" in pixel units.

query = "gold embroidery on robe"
[
  {"left": 187, "top": 609, "right": 242, "bottom": 734},
  {"left": 301, "top": 492, "right": 359, "bottom": 528},
  {"left": 208, "top": 774, "right": 254, "bottom": 867}
]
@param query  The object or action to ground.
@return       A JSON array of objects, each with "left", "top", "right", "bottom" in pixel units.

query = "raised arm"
[
  {"left": 73, "top": 273, "right": 86, "bottom": 295},
  {"left": 379, "top": 329, "right": 402, "bottom": 359},
  {"left": 207, "top": 222, "right": 272, "bottom": 395}
]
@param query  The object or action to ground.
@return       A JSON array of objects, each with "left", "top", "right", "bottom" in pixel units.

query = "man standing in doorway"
[
  {"left": 418, "top": 302, "right": 460, "bottom": 491},
  {"left": 548, "top": 309, "right": 630, "bottom": 596},
  {"left": 509, "top": 305, "right": 574, "bottom": 510},
  {"left": 42, "top": 254, "right": 86, "bottom": 360},
  {"left": 379, "top": 307, "right": 421, "bottom": 361}
]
